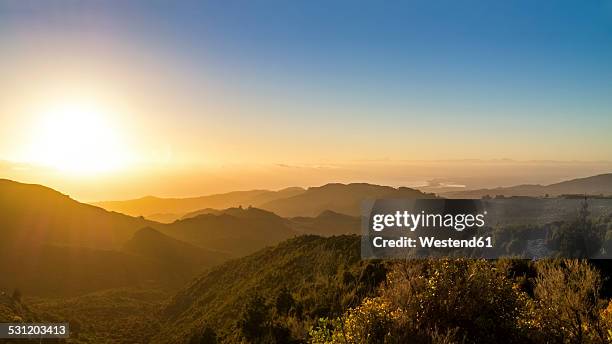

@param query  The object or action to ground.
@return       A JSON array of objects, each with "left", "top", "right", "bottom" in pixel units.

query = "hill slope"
[
  {"left": 0, "top": 179, "right": 228, "bottom": 295},
  {"left": 261, "top": 183, "right": 437, "bottom": 217},
  {"left": 444, "top": 173, "right": 612, "bottom": 198},
  {"left": 155, "top": 207, "right": 297, "bottom": 256},
  {"left": 123, "top": 227, "right": 230, "bottom": 278},
  {"left": 0, "top": 179, "right": 153, "bottom": 250},
  {"left": 290, "top": 210, "right": 361, "bottom": 236},
  {"left": 153, "top": 235, "right": 385, "bottom": 343}
]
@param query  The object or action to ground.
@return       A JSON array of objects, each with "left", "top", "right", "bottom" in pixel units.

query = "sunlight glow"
[{"left": 25, "top": 102, "right": 131, "bottom": 174}]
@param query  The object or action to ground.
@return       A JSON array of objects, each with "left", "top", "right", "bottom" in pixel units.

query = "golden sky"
[{"left": 1, "top": 2, "right": 611, "bottom": 200}]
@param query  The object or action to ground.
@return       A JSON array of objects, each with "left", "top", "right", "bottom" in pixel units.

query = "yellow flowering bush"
[
  {"left": 310, "top": 298, "right": 403, "bottom": 344},
  {"left": 600, "top": 300, "right": 612, "bottom": 342},
  {"left": 311, "top": 259, "right": 612, "bottom": 344}
]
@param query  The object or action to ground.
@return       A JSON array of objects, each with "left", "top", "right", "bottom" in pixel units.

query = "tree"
[
  {"left": 275, "top": 287, "right": 295, "bottom": 316},
  {"left": 239, "top": 294, "right": 272, "bottom": 343},
  {"left": 189, "top": 326, "right": 218, "bottom": 344},
  {"left": 555, "top": 198, "right": 604, "bottom": 258}
]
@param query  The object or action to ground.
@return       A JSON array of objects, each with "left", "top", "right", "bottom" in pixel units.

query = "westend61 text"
[{"left": 372, "top": 236, "right": 493, "bottom": 248}]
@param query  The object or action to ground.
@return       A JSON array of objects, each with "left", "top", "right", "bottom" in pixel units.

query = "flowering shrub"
[{"left": 310, "top": 259, "right": 612, "bottom": 344}]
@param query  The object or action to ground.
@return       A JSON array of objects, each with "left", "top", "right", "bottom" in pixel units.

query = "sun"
[{"left": 25, "top": 102, "right": 131, "bottom": 174}]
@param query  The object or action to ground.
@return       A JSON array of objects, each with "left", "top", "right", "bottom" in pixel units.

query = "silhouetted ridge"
[
  {"left": 261, "top": 182, "right": 437, "bottom": 217},
  {"left": 444, "top": 173, "right": 612, "bottom": 198},
  {"left": 0, "top": 179, "right": 154, "bottom": 249},
  {"left": 93, "top": 187, "right": 306, "bottom": 221}
]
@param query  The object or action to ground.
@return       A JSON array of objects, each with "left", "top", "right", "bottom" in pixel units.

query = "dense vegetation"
[
  {"left": 153, "top": 235, "right": 385, "bottom": 343},
  {"left": 311, "top": 259, "right": 612, "bottom": 344}
]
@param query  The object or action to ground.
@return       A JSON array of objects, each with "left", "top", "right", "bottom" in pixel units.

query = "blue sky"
[{"left": 1, "top": 0, "right": 612, "bottom": 164}]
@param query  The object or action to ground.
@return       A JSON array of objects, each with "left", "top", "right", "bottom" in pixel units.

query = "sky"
[{"left": 1, "top": 1, "right": 612, "bottom": 199}]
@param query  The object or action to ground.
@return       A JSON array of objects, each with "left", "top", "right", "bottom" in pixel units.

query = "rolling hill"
[
  {"left": 93, "top": 187, "right": 305, "bottom": 221},
  {"left": 154, "top": 207, "right": 297, "bottom": 256},
  {"left": 94, "top": 183, "right": 437, "bottom": 220},
  {"left": 260, "top": 183, "right": 437, "bottom": 217},
  {"left": 443, "top": 173, "right": 612, "bottom": 198},
  {"left": 0, "top": 179, "right": 153, "bottom": 249}
]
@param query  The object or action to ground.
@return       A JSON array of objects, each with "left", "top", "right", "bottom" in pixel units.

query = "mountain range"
[
  {"left": 95, "top": 182, "right": 436, "bottom": 220},
  {"left": 92, "top": 187, "right": 305, "bottom": 222},
  {"left": 3, "top": 173, "right": 612, "bottom": 296},
  {"left": 442, "top": 173, "right": 612, "bottom": 198},
  {"left": 0, "top": 180, "right": 366, "bottom": 295}
]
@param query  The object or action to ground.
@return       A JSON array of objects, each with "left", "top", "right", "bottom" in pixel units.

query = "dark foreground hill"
[
  {"left": 152, "top": 235, "right": 386, "bottom": 343},
  {"left": 444, "top": 173, "right": 612, "bottom": 198}
]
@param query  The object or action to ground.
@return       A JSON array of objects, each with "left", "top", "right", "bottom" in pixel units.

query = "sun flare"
[{"left": 25, "top": 102, "right": 131, "bottom": 174}]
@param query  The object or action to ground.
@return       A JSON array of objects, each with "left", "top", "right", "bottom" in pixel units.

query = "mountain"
[
  {"left": 0, "top": 179, "right": 153, "bottom": 249},
  {"left": 443, "top": 173, "right": 612, "bottom": 198},
  {"left": 155, "top": 207, "right": 297, "bottom": 256},
  {"left": 152, "top": 235, "right": 386, "bottom": 343},
  {"left": 122, "top": 227, "right": 229, "bottom": 278},
  {"left": 260, "top": 183, "right": 437, "bottom": 217},
  {"left": 290, "top": 210, "right": 361, "bottom": 236},
  {"left": 182, "top": 206, "right": 361, "bottom": 237},
  {"left": 181, "top": 208, "right": 222, "bottom": 219},
  {"left": 0, "top": 179, "right": 227, "bottom": 295},
  {"left": 145, "top": 212, "right": 182, "bottom": 223},
  {"left": 93, "top": 187, "right": 305, "bottom": 220},
  {"left": 182, "top": 206, "right": 278, "bottom": 220}
]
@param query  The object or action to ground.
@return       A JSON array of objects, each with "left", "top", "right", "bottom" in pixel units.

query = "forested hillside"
[{"left": 153, "top": 235, "right": 386, "bottom": 343}]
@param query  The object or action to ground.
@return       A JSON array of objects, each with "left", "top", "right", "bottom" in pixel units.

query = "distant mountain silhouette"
[
  {"left": 182, "top": 206, "right": 294, "bottom": 221},
  {"left": 181, "top": 208, "right": 223, "bottom": 219},
  {"left": 443, "top": 173, "right": 612, "bottom": 198},
  {"left": 93, "top": 187, "right": 305, "bottom": 221},
  {"left": 145, "top": 213, "right": 182, "bottom": 223},
  {"left": 260, "top": 183, "right": 437, "bottom": 217}
]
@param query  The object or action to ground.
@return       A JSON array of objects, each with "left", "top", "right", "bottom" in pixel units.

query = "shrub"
[{"left": 531, "top": 260, "right": 607, "bottom": 343}]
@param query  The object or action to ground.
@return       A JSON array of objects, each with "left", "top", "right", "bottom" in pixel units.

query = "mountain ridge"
[{"left": 443, "top": 173, "right": 612, "bottom": 198}]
